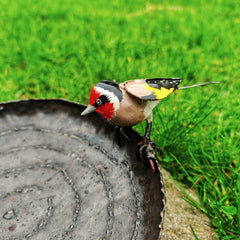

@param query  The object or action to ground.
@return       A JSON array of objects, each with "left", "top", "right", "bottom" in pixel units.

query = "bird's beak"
[{"left": 81, "top": 105, "right": 96, "bottom": 116}]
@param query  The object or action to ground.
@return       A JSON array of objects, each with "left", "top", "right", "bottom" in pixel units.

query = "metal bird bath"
[{"left": 0, "top": 99, "right": 165, "bottom": 240}]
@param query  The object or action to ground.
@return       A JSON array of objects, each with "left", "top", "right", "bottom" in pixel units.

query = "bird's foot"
[{"left": 137, "top": 139, "right": 158, "bottom": 173}]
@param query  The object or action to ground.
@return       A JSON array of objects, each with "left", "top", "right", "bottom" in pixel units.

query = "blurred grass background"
[{"left": 0, "top": 0, "right": 239, "bottom": 238}]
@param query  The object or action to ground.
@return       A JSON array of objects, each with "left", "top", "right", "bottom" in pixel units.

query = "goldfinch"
[{"left": 81, "top": 78, "right": 219, "bottom": 172}]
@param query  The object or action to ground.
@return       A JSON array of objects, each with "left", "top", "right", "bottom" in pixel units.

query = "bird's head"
[{"left": 81, "top": 81, "right": 122, "bottom": 120}]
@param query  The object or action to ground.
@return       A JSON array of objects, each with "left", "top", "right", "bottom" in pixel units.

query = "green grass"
[{"left": 0, "top": 0, "right": 239, "bottom": 238}]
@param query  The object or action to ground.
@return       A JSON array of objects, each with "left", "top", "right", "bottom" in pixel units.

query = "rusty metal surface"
[{"left": 0, "top": 99, "right": 165, "bottom": 240}]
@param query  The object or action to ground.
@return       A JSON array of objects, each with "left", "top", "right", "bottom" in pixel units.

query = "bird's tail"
[{"left": 178, "top": 81, "right": 220, "bottom": 89}]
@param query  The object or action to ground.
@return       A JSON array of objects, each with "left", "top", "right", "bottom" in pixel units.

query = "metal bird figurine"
[{"left": 81, "top": 78, "right": 219, "bottom": 172}]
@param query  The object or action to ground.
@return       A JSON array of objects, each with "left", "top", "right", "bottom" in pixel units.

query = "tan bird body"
[{"left": 108, "top": 83, "right": 157, "bottom": 127}]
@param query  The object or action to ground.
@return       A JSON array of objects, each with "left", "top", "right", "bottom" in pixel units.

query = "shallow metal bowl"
[{"left": 0, "top": 99, "right": 165, "bottom": 240}]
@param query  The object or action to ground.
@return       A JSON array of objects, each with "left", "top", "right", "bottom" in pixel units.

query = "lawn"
[{"left": 0, "top": 0, "right": 239, "bottom": 238}]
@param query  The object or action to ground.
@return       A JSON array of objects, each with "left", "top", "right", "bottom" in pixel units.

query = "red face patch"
[
  {"left": 89, "top": 87, "right": 101, "bottom": 106},
  {"left": 96, "top": 103, "right": 115, "bottom": 120}
]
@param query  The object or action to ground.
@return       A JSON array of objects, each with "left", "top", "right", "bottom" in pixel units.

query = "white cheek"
[{"left": 111, "top": 96, "right": 120, "bottom": 113}]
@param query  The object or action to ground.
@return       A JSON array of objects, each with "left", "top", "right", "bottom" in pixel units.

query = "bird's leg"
[
  {"left": 144, "top": 121, "right": 152, "bottom": 140},
  {"left": 137, "top": 120, "right": 158, "bottom": 173},
  {"left": 115, "top": 126, "right": 132, "bottom": 147},
  {"left": 115, "top": 126, "right": 123, "bottom": 146}
]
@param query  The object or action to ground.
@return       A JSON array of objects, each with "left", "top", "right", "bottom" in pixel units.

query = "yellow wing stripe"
[{"left": 145, "top": 84, "right": 174, "bottom": 99}]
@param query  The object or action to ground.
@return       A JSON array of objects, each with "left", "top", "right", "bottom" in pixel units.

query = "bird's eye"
[{"left": 96, "top": 99, "right": 102, "bottom": 106}]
